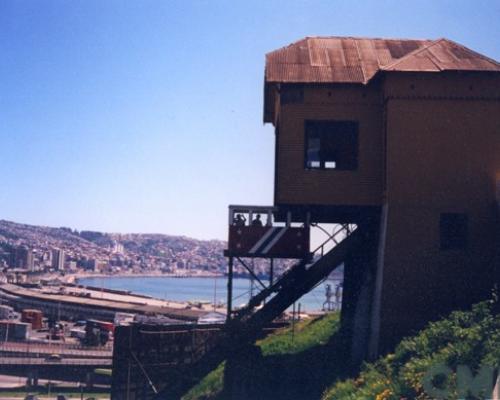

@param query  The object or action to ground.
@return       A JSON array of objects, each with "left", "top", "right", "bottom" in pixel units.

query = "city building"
[
  {"left": 0, "top": 320, "right": 30, "bottom": 341},
  {"left": 0, "top": 305, "right": 15, "bottom": 320},
  {"left": 10, "top": 246, "right": 34, "bottom": 271},
  {"left": 51, "top": 248, "right": 65, "bottom": 271},
  {"left": 112, "top": 241, "right": 124, "bottom": 254},
  {"left": 66, "top": 260, "right": 77, "bottom": 270},
  {"left": 21, "top": 309, "right": 43, "bottom": 330},
  {"left": 90, "top": 258, "right": 109, "bottom": 273}
]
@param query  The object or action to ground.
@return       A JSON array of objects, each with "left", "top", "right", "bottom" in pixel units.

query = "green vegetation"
[
  {"left": 182, "top": 362, "right": 225, "bottom": 400},
  {"left": 184, "top": 300, "right": 500, "bottom": 400},
  {"left": 323, "top": 300, "right": 500, "bottom": 400},
  {"left": 258, "top": 312, "right": 341, "bottom": 356},
  {"left": 183, "top": 312, "right": 342, "bottom": 400}
]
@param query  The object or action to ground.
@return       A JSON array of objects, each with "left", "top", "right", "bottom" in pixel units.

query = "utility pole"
[
  {"left": 226, "top": 257, "right": 233, "bottom": 322},
  {"left": 126, "top": 324, "right": 132, "bottom": 400},
  {"left": 213, "top": 274, "right": 217, "bottom": 312}
]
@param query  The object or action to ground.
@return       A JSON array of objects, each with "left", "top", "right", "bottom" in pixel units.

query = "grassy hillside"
[
  {"left": 183, "top": 312, "right": 342, "bottom": 400},
  {"left": 183, "top": 299, "right": 499, "bottom": 400},
  {"left": 323, "top": 300, "right": 500, "bottom": 400}
]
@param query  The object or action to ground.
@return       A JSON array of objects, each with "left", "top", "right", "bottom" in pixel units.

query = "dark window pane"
[
  {"left": 304, "top": 120, "right": 358, "bottom": 170},
  {"left": 306, "top": 128, "right": 321, "bottom": 168}
]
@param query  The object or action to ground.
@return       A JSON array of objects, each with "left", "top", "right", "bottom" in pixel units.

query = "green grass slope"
[
  {"left": 323, "top": 300, "right": 500, "bottom": 400},
  {"left": 183, "top": 312, "right": 342, "bottom": 400},
  {"left": 183, "top": 299, "right": 500, "bottom": 400}
]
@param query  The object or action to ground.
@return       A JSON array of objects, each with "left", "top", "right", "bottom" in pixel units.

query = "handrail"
[
  {"left": 228, "top": 205, "right": 278, "bottom": 213},
  {"left": 311, "top": 223, "right": 356, "bottom": 257},
  {"left": 228, "top": 204, "right": 311, "bottom": 228},
  {"left": 228, "top": 205, "right": 278, "bottom": 227},
  {"left": 230, "top": 223, "right": 356, "bottom": 322}
]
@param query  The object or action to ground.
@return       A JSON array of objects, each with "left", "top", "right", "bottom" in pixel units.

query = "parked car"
[{"left": 45, "top": 353, "right": 62, "bottom": 361}]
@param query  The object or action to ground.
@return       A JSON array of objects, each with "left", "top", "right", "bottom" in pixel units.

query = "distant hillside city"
[
  {"left": 0, "top": 219, "right": 230, "bottom": 277},
  {"left": 0, "top": 220, "right": 287, "bottom": 280}
]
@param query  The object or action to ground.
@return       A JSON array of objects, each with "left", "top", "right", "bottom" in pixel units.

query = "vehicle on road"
[{"left": 45, "top": 353, "right": 62, "bottom": 361}]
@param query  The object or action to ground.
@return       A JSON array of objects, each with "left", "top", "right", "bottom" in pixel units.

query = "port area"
[
  {"left": 0, "top": 282, "right": 225, "bottom": 322},
  {"left": 0, "top": 281, "right": 221, "bottom": 398}
]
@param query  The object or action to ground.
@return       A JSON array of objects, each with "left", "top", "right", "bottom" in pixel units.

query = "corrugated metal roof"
[
  {"left": 265, "top": 37, "right": 500, "bottom": 85},
  {"left": 382, "top": 38, "right": 500, "bottom": 73}
]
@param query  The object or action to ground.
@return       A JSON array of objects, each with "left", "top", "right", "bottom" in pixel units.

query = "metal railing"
[
  {"left": 228, "top": 205, "right": 311, "bottom": 228},
  {"left": 311, "top": 223, "right": 357, "bottom": 258},
  {"left": 229, "top": 205, "right": 278, "bottom": 227},
  {"left": 231, "top": 223, "right": 356, "bottom": 322}
]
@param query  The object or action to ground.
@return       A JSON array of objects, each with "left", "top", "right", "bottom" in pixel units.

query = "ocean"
[{"left": 77, "top": 275, "right": 343, "bottom": 312}]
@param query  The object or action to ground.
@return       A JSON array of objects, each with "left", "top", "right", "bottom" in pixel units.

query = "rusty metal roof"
[
  {"left": 265, "top": 37, "right": 500, "bottom": 85},
  {"left": 382, "top": 38, "right": 500, "bottom": 73}
]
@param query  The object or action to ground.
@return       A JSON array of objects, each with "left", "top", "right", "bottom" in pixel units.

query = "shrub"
[{"left": 323, "top": 300, "right": 500, "bottom": 400}]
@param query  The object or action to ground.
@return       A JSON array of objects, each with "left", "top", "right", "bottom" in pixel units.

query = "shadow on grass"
[{"left": 220, "top": 328, "right": 356, "bottom": 400}]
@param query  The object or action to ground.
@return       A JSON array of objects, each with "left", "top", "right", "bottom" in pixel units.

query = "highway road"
[
  {"left": 0, "top": 357, "right": 112, "bottom": 366},
  {"left": 0, "top": 373, "right": 84, "bottom": 388},
  {"left": 0, "top": 356, "right": 112, "bottom": 384},
  {"left": 0, "top": 342, "right": 112, "bottom": 358}
]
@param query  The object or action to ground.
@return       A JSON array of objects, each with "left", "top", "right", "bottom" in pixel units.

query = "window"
[
  {"left": 305, "top": 120, "right": 358, "bottom": 170},
  {"left": 440, "top": 213, "right": 468, "bottom": 250}
]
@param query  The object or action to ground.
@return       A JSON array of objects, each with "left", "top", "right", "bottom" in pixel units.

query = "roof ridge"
[
  {"left": 302, "top": 35, "right": 433, "bottom": 42},
  {"left": 441, "top": 38, "right": 500, "bottom": 67},
  {"left": 265, "top": 36, "right": 434, "bottom": 57},
  {"left": 381, "top": 38, "right": 445, "bottom": 71},
  {"left": 380, "top": 37, "right": 500, "bottom": 72}
]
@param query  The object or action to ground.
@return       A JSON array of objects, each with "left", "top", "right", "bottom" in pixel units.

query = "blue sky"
[{"left": 1, "top": 0, "right": 499, "bottom": 240}]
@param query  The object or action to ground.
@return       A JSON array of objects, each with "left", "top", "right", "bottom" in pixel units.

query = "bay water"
[{"left": 78, "top": 275, "right": 342, "bottom": 312}]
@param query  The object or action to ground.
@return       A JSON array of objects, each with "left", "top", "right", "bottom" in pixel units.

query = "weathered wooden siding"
[
  {"left": 376, "top": 72, "right": 500, "bottom": 350},
  {"left": 275, "top": 84, "right": 383, "bottom": 207}
]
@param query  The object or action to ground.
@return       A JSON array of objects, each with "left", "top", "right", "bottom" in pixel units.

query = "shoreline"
[
  {"left": 65, "top": 271, "right": 224, "bottom": 284},
  {"left": 44, "top": 271, "right": 340, "bottom": 314}
]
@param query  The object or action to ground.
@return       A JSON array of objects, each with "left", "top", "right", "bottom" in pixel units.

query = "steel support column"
[{"left": 227, "top": 257, "right": 233, "bottom": 322}]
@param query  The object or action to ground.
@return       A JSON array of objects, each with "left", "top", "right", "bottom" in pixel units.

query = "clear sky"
[{"left": 1, "top": 0, "right": 499, "bottom": 240}]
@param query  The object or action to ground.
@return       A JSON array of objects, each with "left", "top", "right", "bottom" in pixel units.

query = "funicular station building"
[
  {"left": 224, "top": 36, "right": 500, "bottom": 364},
  {"left": 150, "top": 37, "right": 500, "bottom": 400}
]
